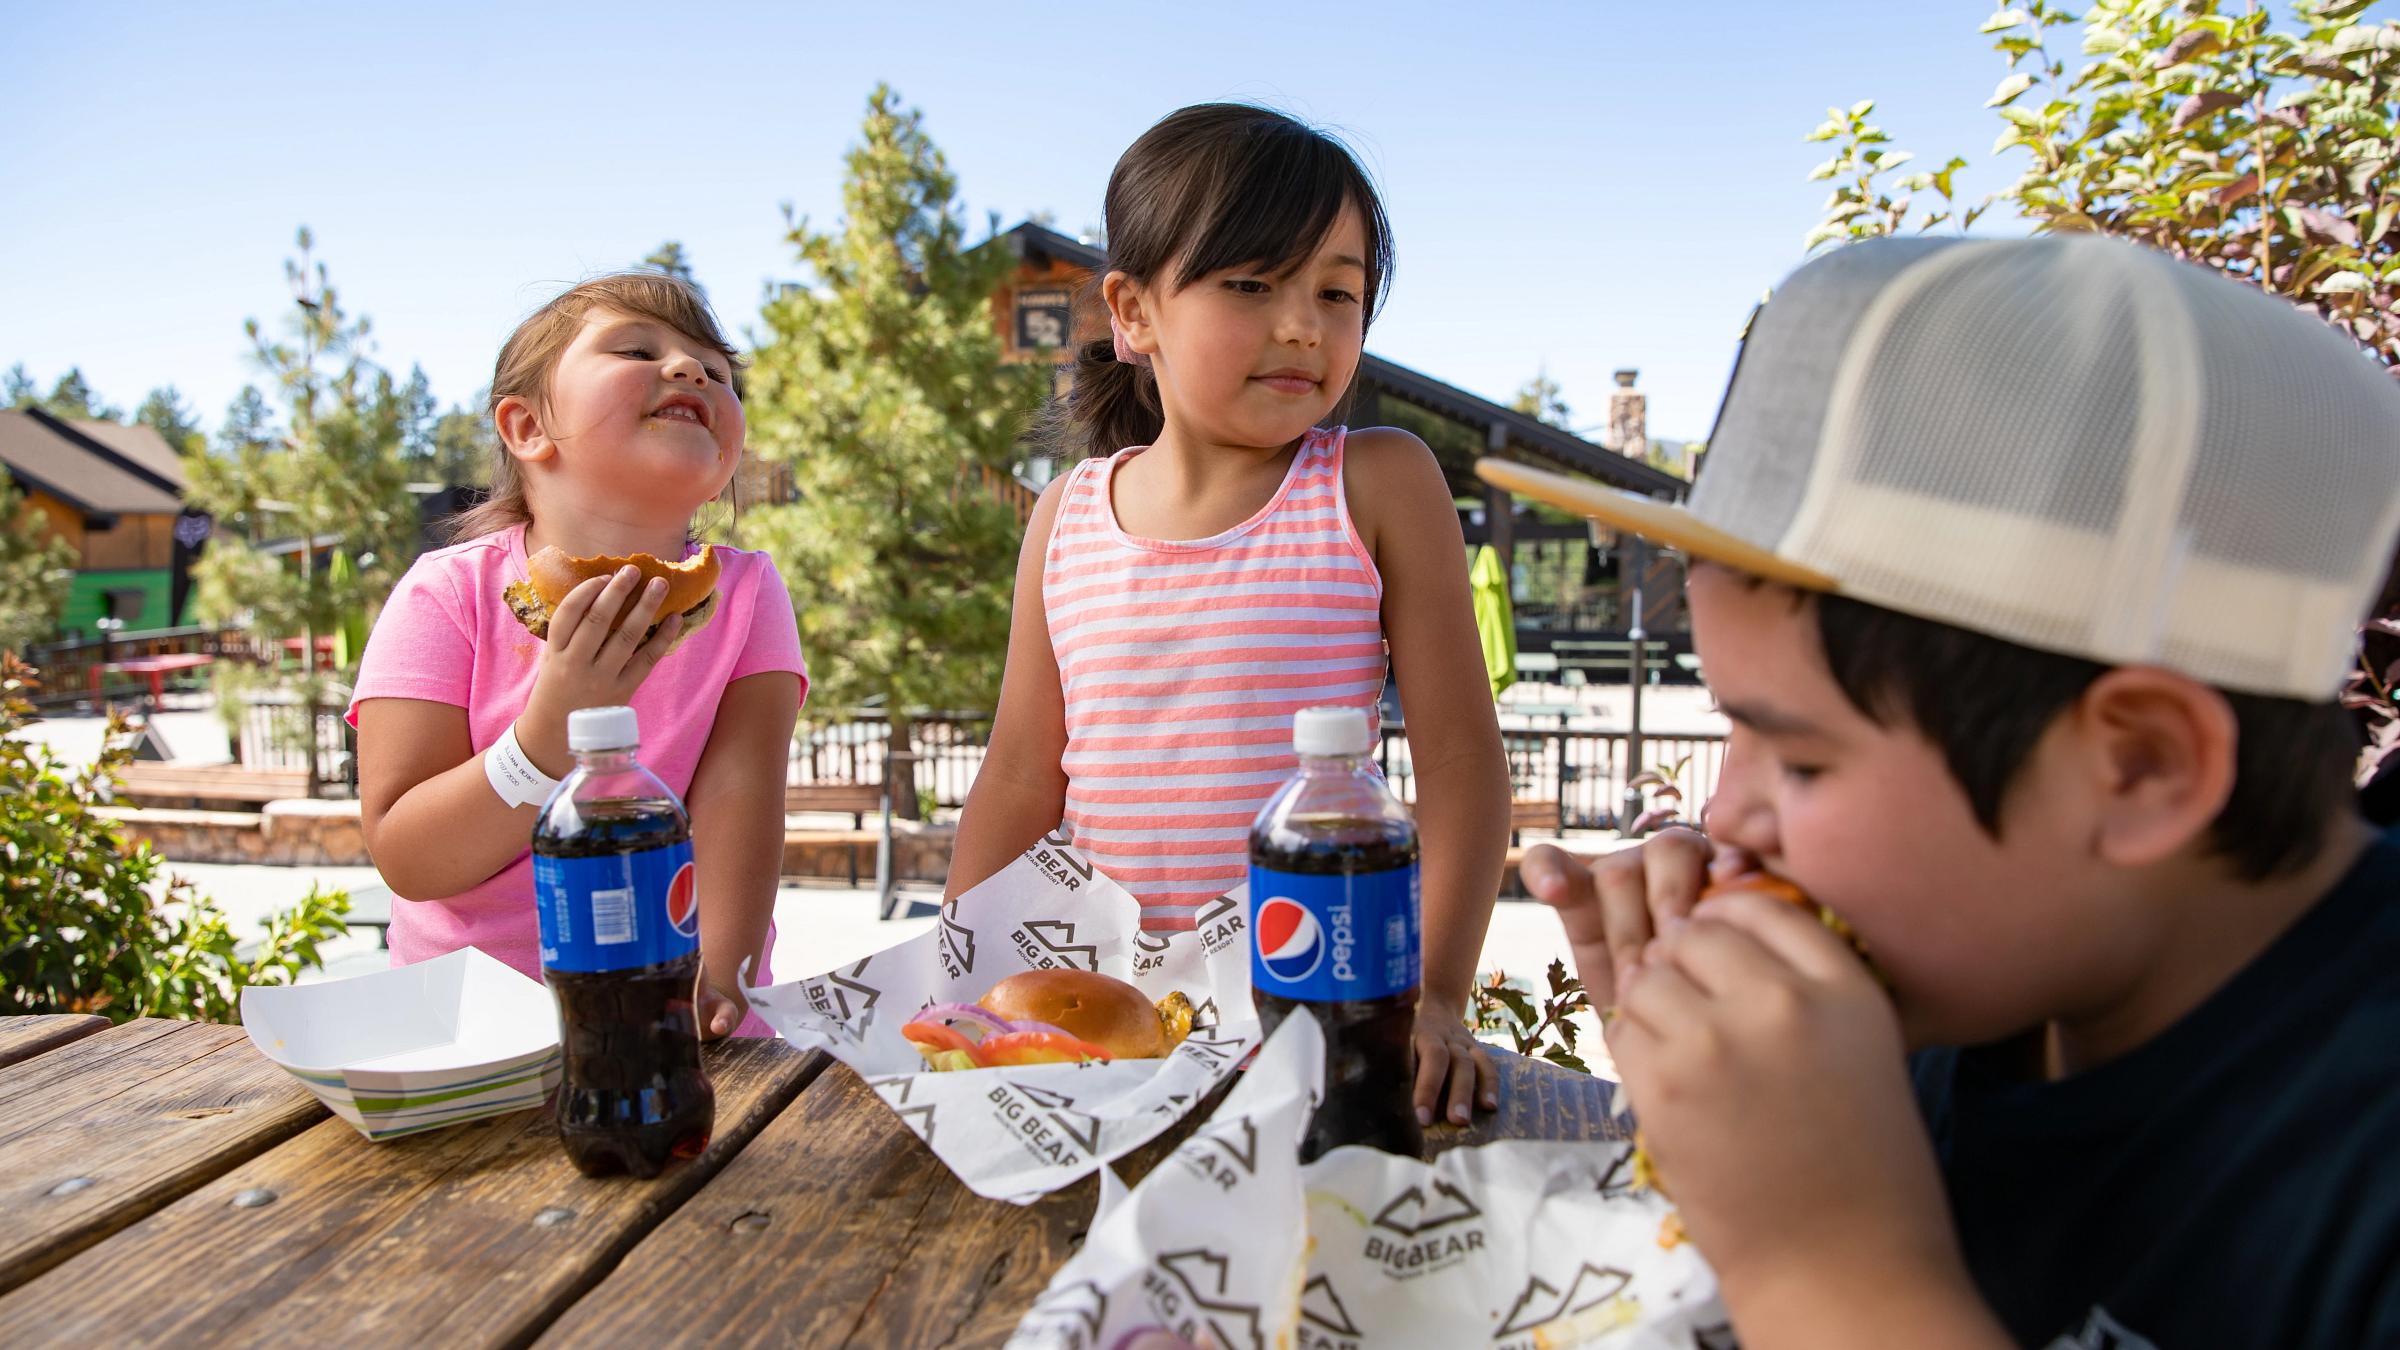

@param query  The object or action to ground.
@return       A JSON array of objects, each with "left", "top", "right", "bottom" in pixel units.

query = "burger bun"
[{"left": 977, "top": 969, "right": 1169, "bottom": 1060}]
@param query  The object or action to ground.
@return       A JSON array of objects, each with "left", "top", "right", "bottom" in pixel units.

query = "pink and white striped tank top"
[{"left": 1043, "top": 427, "right": 1387, "bottom": 931}]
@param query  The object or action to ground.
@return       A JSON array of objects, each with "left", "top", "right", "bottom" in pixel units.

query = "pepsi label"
[
  {"left": 1248, "top": 862, "right": 1420, "bottom": 1003},
  {"left": 535, "top": 842, "right": 700, "bottom": 973}
]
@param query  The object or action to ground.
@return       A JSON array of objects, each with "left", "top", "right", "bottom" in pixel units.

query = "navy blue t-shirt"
[{"left": 1914, "top": 830, "right": 2400, "bottom": 1348}]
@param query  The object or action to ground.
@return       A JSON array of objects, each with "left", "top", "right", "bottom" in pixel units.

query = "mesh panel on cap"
[
  {"left": 1690, "top": 236, "right": 1961, "bottom": 549},
  {"left": 1778, "top": 235, "right": 2400, "bottom": 698}
]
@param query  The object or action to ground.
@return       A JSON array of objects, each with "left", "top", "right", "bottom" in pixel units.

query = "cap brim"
[{"left": 1475, "top": 458, "right": 1838, "bottom": 593}]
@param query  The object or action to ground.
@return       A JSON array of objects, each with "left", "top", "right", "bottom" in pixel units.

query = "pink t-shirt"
[{"left": 347, "top": 523, "right": 806, "bottom": 1035}]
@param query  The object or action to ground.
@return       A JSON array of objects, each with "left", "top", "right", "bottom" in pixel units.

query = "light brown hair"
[{"left": 446, "top": 271, "right": 745, "bottom": 543}]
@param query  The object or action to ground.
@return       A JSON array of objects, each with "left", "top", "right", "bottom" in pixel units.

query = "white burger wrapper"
[
  {"left": 1010, "top": 1016, "right": 1729, "bottom": 1350},
  {"left": 743, "top": 834, "right": 1263, "bottom": 1204}
]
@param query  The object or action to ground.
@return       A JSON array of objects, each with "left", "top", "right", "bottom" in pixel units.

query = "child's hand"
[
  {"left": 1413, "top": 1008, "right": 1499, "bottom": 1127},
  {"left": 1522, "top": 828, "right": 1724, "bottom": 1009},
  {"left": 520, "top": 566, "right": 684, "bottom": 773},
  {"left": 1609, "top": 890, "right": 1961, "bottom": 1313},
  {"left": 697, "top": 977, "right": 748, "bottom": 1041}
]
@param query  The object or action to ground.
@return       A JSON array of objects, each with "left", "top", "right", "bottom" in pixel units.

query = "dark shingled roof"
[{"left": 0, "top": 410, "right": 183, "bottom": 516}]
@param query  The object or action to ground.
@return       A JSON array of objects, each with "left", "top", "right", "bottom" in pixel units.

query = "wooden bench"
[
  {"left": 113, "top": 763, "right": 311, "bottom": 809},
  {"left": 783, "top": 783, "right": 894, "bottom": 894},
  {"left": 1546, "top": 639, "right": 1674, "bottom": 671},
  {"left": 783, "top": 782, "right": 886, "bottom": 828},
  {"left": 1511, "top": 797, "right": 1560, "bottom": 844}
]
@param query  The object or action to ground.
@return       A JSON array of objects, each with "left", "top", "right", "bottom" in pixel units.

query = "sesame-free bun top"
[
  {"left": 976, "top": 969, "right": 1170, "bottom": 1060},
  {"left": 526, "top": 543, "right": 719, "bottom": 617}
]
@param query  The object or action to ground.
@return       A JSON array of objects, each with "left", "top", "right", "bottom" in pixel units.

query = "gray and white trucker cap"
[{"left": 1480, "top": 235, "right": 2400, "bottom": 699}]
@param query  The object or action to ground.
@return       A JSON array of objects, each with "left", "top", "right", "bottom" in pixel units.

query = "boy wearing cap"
[{"left": 1489, "top": 236, "right": 2400, "bottom": 1348}]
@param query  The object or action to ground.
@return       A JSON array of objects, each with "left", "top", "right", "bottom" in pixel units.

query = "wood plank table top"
[{"left": 0, "top": 1015, "right": 1625, "bottom": 1348}]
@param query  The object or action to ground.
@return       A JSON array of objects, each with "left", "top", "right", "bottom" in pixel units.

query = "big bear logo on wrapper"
[
  {"left": 1029, "top": 831, "right": 1097, "bottom": 893},
  {"left": 1018, "top": 1280, "right": 1108, "bottom": 1350},
  {"left": 1012, "top": 919, "right": 1100, "bottom": 971},
  {"left": 937, "top": 910, "right": 977, "bottom": 980},
  {"left": 800, "top": 959, "right": 883, "bottom": 1046},
  {"left": 1365, "top": 1180, "right": 1487, "bottom": 1280},
  {"left": 1299, "top": 1274, "right": 1365, "bottom": 1350},
  {"left": 868, "top": 1074, "right": 939, "bottom": 1145},
  {"left": 1493, "top": 1263, "right": 1634, "bottom": 1342},
  {"left": 983, "top": 1079, "right": 1104, "bottom": 1167},
  {"left": 1142, "top": 1249, "right": 1267, "bottom": 1350},
  {"left": 1171, "top": 1115, "right": 1260, "bottom": 1193},
  {"left": 1191, "top": 891, "right": 1247, "bottom": 960}
]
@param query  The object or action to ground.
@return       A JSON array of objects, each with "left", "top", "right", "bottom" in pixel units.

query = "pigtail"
[{"left": 1049, "top": 332, "right": 1163, "bottom": 461}]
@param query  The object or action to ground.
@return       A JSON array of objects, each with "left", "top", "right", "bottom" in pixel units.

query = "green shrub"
[{"left": 0, "top": 655, "right": 351, "bottom": 1022}]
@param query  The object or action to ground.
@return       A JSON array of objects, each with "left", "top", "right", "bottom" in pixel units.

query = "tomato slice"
[
  {"left": 902, "top": 1020, "right": 987, "bottom": 1067},
  {"left": 977, "top": 1031, "right": 1113, "bottom": 1065}
]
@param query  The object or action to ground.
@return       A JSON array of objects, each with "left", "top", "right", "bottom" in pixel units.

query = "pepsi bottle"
[
  {"left": 1249, "top": 705, "right": 1423, "bottom": 1162},
  {"left": 532, "top": 706, "right": 715, "bottom": 1178}
]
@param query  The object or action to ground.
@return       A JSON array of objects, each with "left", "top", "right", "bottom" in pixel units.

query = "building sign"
[{"left": 1015, "top": 289, "right": 1072, "bottom": 352}]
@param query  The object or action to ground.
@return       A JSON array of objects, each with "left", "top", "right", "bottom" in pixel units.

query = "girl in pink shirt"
[{"left": 349, "top": 272, "right": 805, "bottom": 1039}]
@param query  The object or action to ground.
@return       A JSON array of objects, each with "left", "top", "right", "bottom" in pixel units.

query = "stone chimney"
[{"left": 1607, "top": 369, "right": 1647, "bottom": 462}]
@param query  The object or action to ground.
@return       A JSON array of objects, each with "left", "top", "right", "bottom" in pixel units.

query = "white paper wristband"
[{"left": 485, "top": 722, "right": 561, "bottom": 809}]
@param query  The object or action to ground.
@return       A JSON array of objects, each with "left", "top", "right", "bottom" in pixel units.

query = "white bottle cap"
[
  {"left": 1292, "top": 706, "right": 1371, "bottom": 756},
  {"left": 567, "top": 706, "right": 640, "bottom": 752}
]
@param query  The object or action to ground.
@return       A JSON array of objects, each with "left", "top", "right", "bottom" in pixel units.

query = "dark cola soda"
[
  {"left": 1250, "top": 706, "right": 1424, "bottom": 1162},
  {"left": 532, "top": 706, "right": 714, "bottom": 1178}
]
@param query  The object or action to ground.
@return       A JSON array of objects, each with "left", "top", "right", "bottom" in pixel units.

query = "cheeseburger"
[{"left": 504, "top": 544, "right": 720, "bottom": 656}]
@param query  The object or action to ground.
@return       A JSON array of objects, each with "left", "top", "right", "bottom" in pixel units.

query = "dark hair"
[
  {"left": 1052, "top": 103, "right": 1394, "bottom": 460},
  {"left": 1811, "top": 592, "right": 2361, "bottom": 881}
]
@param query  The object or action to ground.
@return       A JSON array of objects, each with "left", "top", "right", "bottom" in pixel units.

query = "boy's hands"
[
  {"left": 1610, "top": 891, "right": 1969, "bottom": 1326},
  {"left": 519, "top": 566, "right": 685, "bottom": 776},
  {"left": 1522, "top": 828, "right": 1726, "bottom": 1007}
]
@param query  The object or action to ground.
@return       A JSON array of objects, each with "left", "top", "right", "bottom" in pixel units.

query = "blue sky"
[{"left": 3, "top": 1, "right": 2039, "bottom": 445}]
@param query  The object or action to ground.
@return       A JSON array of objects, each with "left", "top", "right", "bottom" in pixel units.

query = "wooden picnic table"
[
  {"left": 0, "top": 1014, "right": 1626, "bottom": 1347},
  {"left": 86, "top": 652, "right": 215, "bottom": 704}
]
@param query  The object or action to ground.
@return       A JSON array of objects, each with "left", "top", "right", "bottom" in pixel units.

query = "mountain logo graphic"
[
  {"left": 1009, "top": 1080, "right": 1103, "bottom": 1155},
  {"left": 1370, "top": 1179, "right": 1483, "bottom": 1236},
  {"left": 938, "top": 912, "right": 977, "bottom": 974},
  {"left": 1017, "top": 919, "right": 1100, "bottom": 971},
  {"left": 816, "top": 960, "right": 881, "bottom": 1023},
  {"left": 1300, "top": 1273, "right": 1362, "bottom": 1336},
  {"left": 1154, "top": 1249, "right": 1266, "bottom": 1350},
  {"left": 1495, "top": 1264, "right": 1635, "bottom": 1337},
  {"left": 1023, "top": 1280, "right": 1108, "bottom": 1347}
]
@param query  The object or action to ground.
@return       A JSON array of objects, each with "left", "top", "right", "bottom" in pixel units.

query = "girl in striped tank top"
[{"left": 945, "top": 104, "right": 1513, "bottom": 1128}]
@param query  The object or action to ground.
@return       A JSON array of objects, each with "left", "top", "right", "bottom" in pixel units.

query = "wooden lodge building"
[{"left": 0, "top": 407, "right": 197, "bottom": 640}]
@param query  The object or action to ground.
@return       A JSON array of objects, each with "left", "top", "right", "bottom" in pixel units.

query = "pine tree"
[
  {"left": 643, "top": 241, "right": 695, "bottom": 282},
  {"left": 742, "top": 86, "right": 1048, "bottom": 809},
  {"left": 391, "top": 364, "right": 440, "bottom": 465},
  {"left": 41, "top": 368, "right": 118, "bottom": 422},
  {"left": 182, "top": 229, "right": 421, "bottom": 779},
  {"left": 429, "top": 399, "right": 496, "bottom": 489},
  {"left": 134, "top": 386, "right": 205, "bottom": 455},
  {"left": 0, "top": 470, "right": 74, "bottom": 654}
]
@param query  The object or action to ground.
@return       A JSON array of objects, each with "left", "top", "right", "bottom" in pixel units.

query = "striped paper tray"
[{"left": 241, "top": 947, "right": 562, "bottom": 1141}]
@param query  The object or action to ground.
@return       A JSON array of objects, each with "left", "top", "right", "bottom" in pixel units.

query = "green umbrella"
[
  {"left": 327, "top": 549, "right": 370, "bottom": 670},
  {"left": 1470, "top": 544, "right": 1517, "bottom": 699}
]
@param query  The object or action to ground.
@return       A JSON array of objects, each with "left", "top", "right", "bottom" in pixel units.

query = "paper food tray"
[{"left": 241, "top": 946, "right": 561, "bottom": 1141}]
